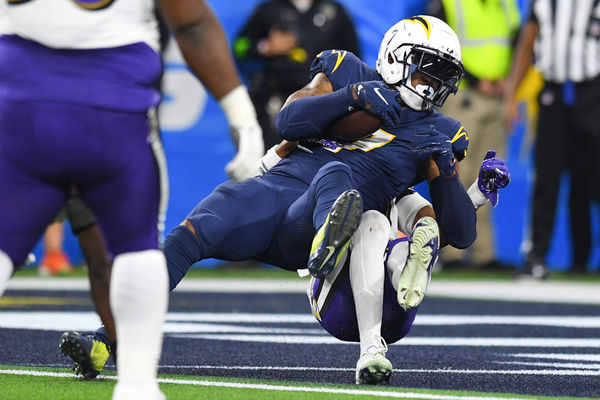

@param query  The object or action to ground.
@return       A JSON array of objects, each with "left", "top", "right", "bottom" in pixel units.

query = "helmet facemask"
[{"left": 397, "top": 45, "right": 464, "bottom": 111}]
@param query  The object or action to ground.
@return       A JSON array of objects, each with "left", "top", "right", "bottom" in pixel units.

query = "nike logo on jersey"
[{"left": 373, "top": 87, "right": 389, "bottom": 105}]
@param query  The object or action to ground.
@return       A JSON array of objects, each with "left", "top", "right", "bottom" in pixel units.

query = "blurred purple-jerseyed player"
[{"left": 0, "top": 1, "right": 264, "bottom": 399}]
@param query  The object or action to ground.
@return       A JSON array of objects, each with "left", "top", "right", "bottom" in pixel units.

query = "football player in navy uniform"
[
  {"left": 58, "top": 15, "right": 510, "bottom": 386},
  {"left": 258, "top": 16, "right": 510, "bottom": 383}
]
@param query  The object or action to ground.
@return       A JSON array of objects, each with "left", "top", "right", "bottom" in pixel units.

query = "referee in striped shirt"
[{"left": 504, "top": 0, "right": 600, "bottom": 277}]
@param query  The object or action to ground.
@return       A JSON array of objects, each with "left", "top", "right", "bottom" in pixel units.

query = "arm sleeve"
[
  {"left": 275, "top": 86, "right": 354, "bottom": 140},
  {"left": 429, "top": 175, "right": 477, "bottom": 249}
]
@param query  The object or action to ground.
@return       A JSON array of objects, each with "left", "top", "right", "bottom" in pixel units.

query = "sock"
[
  {"left": 386, "top": 238, "right": 409, "bottom": 292},
  {"left": 0, "top": 250, "right": 14, "bottom": 298},
  {"left": 110, "top": 249, "right": 168, "bottom": 386},
  {"left": 164, "top": 225, "right": 204, "bottom": 291},
  {"left": 349, "top": 211, "right": 389, "bottom": 355}
]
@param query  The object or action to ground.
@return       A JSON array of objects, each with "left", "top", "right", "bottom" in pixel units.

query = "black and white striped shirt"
[{"left": 530, "top": 0, "right": 600, "bottom": 82}]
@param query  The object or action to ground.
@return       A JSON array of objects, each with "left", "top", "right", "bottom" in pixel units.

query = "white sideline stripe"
[
  {"left": 158, "top": 364, "right": 600, "bottom": 375},
  {"left": 509, "top": 353, "right": 600, "bottom": 362},
  {"left": 171, "top": 334, "right": 600, "bottom": 348},
  {"left": 0, "top": 368, "right": 543, "bottom": 400},
  {"left": 496, "top": 361, "right": 600, "bottom": 369},
  {"left": 6, "top": 277, "right": 600, "bottom": 304},
  {"left": 3, "top": 311, "right": 600, "bottom": 331}
]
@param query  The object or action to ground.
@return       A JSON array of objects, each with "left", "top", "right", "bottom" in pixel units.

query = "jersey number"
[{"left": 321, "top": 129, "right": 396, "bottom": 153}]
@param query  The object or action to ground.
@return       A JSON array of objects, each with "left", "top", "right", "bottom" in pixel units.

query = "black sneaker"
[
  {"left": 59, "top": 331, "right": 111, "bottom": 380},
  {"left": 307, "top": 189, "right": 362, "bottom": 278}
]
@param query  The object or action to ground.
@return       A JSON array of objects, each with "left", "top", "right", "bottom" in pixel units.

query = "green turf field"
[{"left": 0, "top": 365, "right": 593, "bottom": 400}]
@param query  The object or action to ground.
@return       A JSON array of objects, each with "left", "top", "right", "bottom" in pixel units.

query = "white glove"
[
  {"left": 225, "top": 120, "right": 264, "bottom": 181},
  {"left": 258, "top": 145, "right": 282, "bottom": 175},
  {"left": 219, "top": 85, "right": 265, "bottom": 181}
]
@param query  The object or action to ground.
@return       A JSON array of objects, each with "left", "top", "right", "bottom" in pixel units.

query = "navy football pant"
[{"left": 166, "top": 161, "right": 355, "bottom": 289}]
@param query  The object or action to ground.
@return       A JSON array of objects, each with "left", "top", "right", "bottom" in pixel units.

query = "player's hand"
[
  {"left": 477, "top": 150, "right": 510, "bottom": 207},
  {"left": 225, "top": 119, "right": 265, "bottom": 181},
  {"left": 258, "top": 145, "right": 282, "bottom": 175},
  {"left": 413, "top": 129, "right": 456, "bottom": 177},
  {"left": 348, "top": 81, "right": 403, "bottom": 126}
]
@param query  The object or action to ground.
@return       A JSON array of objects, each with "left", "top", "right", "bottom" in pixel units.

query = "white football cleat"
[
  {"left": 113, "top": 383, "right": 165, "bottom": 400},
  {"left": 397, "top": 216, "right": 439, "bottom": 311},
  {"left": 355, "top": 339, "right": 392, "bottom": 385}
]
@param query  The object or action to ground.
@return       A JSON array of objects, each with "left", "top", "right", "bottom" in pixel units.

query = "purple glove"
[{"left": 478, "top": 150, "right": 510, "bottom": 207}]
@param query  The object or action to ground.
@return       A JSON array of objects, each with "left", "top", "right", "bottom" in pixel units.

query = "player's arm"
[
  {"left": 157, "top": 0, "right": 263, "bottom": 181},
  {"left": 397, "top": 151, "right": 510, "bottom": 248},
  {"left": 276, "top": 73, "right": 403, "bottom": 141},
  {"left": 423, "top": 155, "right": 477, "bottom": 249}
]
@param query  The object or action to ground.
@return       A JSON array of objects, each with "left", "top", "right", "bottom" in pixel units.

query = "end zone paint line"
[{"left": 0, "top": 368, "right": 540, "bottom": 400}]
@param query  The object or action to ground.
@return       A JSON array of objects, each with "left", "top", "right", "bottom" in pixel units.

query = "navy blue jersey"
[{"left": 275, "top": 50, "right": 470, "bottom": 213}]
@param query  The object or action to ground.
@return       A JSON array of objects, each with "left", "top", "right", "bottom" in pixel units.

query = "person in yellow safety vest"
[{"left": 426, "top": 0, "right": 521, "bottom": 271}]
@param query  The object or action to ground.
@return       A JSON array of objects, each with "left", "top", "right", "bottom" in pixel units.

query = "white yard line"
[
  {"left": 3, "top": 311, "right": 600, "bottom": 332},
  {"left": 158, "top": 364, "right": 600, "bottom": 375},
  {"left": 0, "top": 368, "right": 545, "bottom": 400},
  {"left": 6, "top": 277, "right": 600, "bottom": 305}
]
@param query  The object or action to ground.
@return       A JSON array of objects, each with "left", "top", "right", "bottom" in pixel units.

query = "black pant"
[{"left": 529, "top": 77, "right": 600, "bottom": 270}]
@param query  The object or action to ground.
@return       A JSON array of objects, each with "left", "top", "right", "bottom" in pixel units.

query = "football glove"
[
  {"left": 348, "top": 81, "right": 404, "bottom": 126},
  {"left": 476, "top": 150, "right": 510, "bottom": 207},
  {"left": 225, "top": 119, "right": 265, "bottom": 181},
  {"left": 411, "top": 128, "right": 456, "bottom": 176}
]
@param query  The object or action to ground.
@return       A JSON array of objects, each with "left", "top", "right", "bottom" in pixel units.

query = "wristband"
[{"left": 467, "top": 180, "right": 489, "bottom": 210}]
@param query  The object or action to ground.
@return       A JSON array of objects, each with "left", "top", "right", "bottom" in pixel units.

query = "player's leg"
[
  {"left": 392, "top": 193, "right": 440, "bottom": 310},
  {"left": 350, "top": 210, "right": 393, "bottom": 385},
  {"left": 59, "top": 194, "right": 115, "bottom": 380},
  {"left": 166, "top": 176, "right": 289, "bottom": 288},
  {"left": 80, "top": 108, "right": 167, "bottom": 399},
  {"left": 0, "top": 250, "right": 12, "bottom": 298},
  {"left": 307, "top": 161, "right": 363, "bottom": 278},
  {"left": 0, "top": 99, "right": 69, "bottom": 296}
]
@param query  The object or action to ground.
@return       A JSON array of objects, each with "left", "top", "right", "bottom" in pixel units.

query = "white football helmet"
[{"left": 376, "top": 15, "right": 464, "bottom": 111}]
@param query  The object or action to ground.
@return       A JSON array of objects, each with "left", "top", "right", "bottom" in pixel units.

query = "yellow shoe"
[{"left": 59, "top": 331, "right": 111, "bottom": 380}]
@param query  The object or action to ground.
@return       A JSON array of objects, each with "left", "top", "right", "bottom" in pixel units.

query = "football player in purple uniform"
[{"left": 0, "top": 1, "right": 263, "bottom": 399}]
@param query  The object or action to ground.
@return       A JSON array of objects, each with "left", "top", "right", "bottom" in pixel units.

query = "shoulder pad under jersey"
[{"left": 309, "top": 49, "right": 380, "bottom": 90}]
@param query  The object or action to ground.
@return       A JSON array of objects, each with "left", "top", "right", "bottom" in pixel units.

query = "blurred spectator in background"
[
  {"left": 233, "top": 0, "right": 360, "bottom": 148},
  {"left": 39, "top": 220, "right": 73, "bottom": 276},
  {"left": 504, "top": 0, "right": 600, "bottom": 277},
  {"left": 427, "top": 0, "right": 521, "bottom": 271}
]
